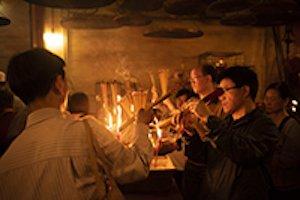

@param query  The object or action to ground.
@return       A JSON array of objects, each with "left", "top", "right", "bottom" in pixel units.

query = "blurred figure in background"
[
  {"left": 67, "top": 92, "right": 90, "bottom": 117},
  {"left": 0, "top": 71, "right": 6, "bottom": 88},
  {"left": 0, "top": 89, "right": 15, "bottom": 156},
  {"left": 264, "top": 82, "right": 300, "bottom": 200},
  {"left": 0, "top": 70, "right": 25, "bottom": 112},
  {"left": 0, "top": 70, "right": 28, "bottom": 150}
]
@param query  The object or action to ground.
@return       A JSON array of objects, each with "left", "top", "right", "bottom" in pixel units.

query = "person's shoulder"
[
  {"left": 285, "top": 117, "right": 300, "bottom": 131},
  {"left": 252, "top": 109, "right": 279, "bottom": 131},
  {"left": 253, "top": 108, "right": 272, "bottom": 122},
  {"left": 80, "top": 115, "right": 109, "bottom": 131}
]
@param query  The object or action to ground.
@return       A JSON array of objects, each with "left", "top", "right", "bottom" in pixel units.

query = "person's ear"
[
  {"left": 53, "top": 75, "right": 67, "bottom": 96},
  {"left": 242, "top": 85, "right": 251, "bottom": 99},
  {"left": 283, "top": 97, "right": 289, "bottom": 108},
  {"left": 207, "top": 75, "right": 212, "bottom": 82}
]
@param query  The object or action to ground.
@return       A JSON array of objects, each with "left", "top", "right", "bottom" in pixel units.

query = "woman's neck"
[{"left": 268, "top": 111, "right": 288, "bottom": 127}]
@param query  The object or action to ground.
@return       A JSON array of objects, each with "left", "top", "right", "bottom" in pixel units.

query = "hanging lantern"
[
  {"left": 115, "top": 13, "right": 152, "bottom": 27},
  {"left": 24, "top": 0, "right": 116, "bottom": 9},
  {"left": 0, "top": 16, "right": 10, "bottom": 26},
  {"left": 207, "top": 0, "right": 258, "bottom": 13},
  {"left": 220, "top": 0, "right": 300, "bottom": 27},
  {"left": 143, "top": 20, "right": 204, "bottom": 39},
  {"left": 164, "top": 0, "right": 206, "bottom": 15},
  {"left": 119, "top": 0, "right": 164, "bottom": 12},
  {"left": 61, "top": 14, "right": 121, "bottom": 29}
]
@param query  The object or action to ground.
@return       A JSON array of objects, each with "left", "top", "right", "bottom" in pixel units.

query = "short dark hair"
[
  {"left": 201, "top": 64, "right": 218, "bottom": 83},
  {"left": 175, "top": 88, "right": 197, "bottom": 99},
  {"left": 218, "top": 66, "right": 258, "bottom": 100},
  {"left": 67, "top": 92, "right": 89, "bottom": 114},
  {"left": 7, "top": 48, "right": 65, "bottom": 105},
  {"left": 0, "top": 89, "right": 14, "bottom": 113},
  {"left": 265, "top": 82, "right": 290, "bottom": 100}
]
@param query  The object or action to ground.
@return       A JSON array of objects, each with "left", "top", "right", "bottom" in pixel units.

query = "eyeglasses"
[{"left": 221, "top": 86, "right": 240, "bottom": 93}]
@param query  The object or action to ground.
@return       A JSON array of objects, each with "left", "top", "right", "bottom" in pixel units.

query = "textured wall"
[
  {"left": 0, "top": 0, "right": 30, "bottom": 72},
  {"left": 67, "top": 23, "right": 272, "bottom": 99},
  {"left": 0, "top": 0, "right": 287, "bottom": 111}
]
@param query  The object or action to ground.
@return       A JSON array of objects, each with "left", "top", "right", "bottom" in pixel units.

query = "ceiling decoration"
[
  {"left": 207, "top": 0, "right": 258, "bottom": 13},
  {"left": 115, "top": 13, "right": 152, "bottom": 26},
  {"left": 220, "top": 10, "right": 255, "bottom": 26},
  {"left": 24, "top": 0, "right": 116, "bottom": 9},
  {"left": 198, "top": 51, "right": 243, "bottom": 58},
  {"left": 220, "top": 0, "right": 300, "bottom": 26},
  {"left": 0, "top": 16, "right": 11, "bottom": 26},
  {"left": 61, "top": 14, "right": 121, "bottom": 29},
  {"left": 143, "top": 20, "right": 203, "bottom": 39},
  {"left": 144, "top": 28, "right": 203, "bottom": 38},
  {"left": 164, "top": 0, "right": 207, "bottom": 15},
  {"left": 119, "top": 0, "right": 164, "bottom": 12}
]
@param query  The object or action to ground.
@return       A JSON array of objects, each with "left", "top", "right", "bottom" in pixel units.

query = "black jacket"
[{"left": 205, "top": 108, "right": 279, "bottom": 200}]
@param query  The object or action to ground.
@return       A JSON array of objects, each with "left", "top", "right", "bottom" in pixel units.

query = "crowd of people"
[{"left": 0, "top": 48, "right": 299, "bottom": 199}]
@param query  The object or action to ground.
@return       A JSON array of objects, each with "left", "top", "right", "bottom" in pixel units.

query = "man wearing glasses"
[
  {"left": 191, "top": 66, "right": 278, "bottom": 200},
  {"left": 181, "top": 64, "right": 224, "bottom": 200}
]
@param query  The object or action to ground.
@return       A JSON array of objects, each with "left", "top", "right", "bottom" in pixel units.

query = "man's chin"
[{"left": 222, "top": 107, "right": 230, "bottom": 114}]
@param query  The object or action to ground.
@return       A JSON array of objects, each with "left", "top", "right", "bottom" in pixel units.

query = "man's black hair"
[
  {"left": 175, "top": 88, "right": 197, "bottom": 99},
  {"left": 218, "top": 66, "right": 258, "bottom": 101},
  {"left": 201, "top": 64, "right": 218, "bottom": 83},
  {"left": 7, "top": 48, "right": 65, "bottom": 105}
]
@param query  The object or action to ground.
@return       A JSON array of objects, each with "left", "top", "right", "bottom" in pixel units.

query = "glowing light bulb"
[
  {"left": 43, "top": 32, "right": 64, "bottom": 55},
  {"left": 292, "top": 100, "right": 298, "bottom": 106}
]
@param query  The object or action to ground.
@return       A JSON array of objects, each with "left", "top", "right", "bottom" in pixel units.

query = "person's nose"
[{"left": 219, "top": 93, "right": 225, "bottom": 101}]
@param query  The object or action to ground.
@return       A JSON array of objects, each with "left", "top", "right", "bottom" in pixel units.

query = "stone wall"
[
  {"left": 0, "top": 0, "right": 30, "bottom": 72},
  {"left": 3, "top": 0, "right": 300, "bottom": 113}
]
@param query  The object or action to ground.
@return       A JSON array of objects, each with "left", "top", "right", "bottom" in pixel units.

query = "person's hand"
[
  {"left": 180, "top": 110, "right": 198, "bottom": 129},
  {"left": 137, "top": 108, "right": 154, "bottom": 125},
  {"left": 193, "top": 100, "right": 213, "bottom": 118}
]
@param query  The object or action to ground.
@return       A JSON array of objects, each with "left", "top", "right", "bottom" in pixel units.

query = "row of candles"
[{"left": 95, "top": 69, "right": 175, "bottom": 146}]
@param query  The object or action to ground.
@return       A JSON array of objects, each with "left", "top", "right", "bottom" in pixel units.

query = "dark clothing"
[
  {"left": 183, "top": 160, "right": 209, "bottom": 200},
  {"left": 182, "top": 98, "right": 223, "bottom": 200},
  {"left": 0, "top": 107, "right": 28, "bottom": 156},
  {"left": 182, "top": 130, "right": 208, "bottom": 200},
  {"left": 0, "top": 111, "right": 16, "bottom": 156},
  {"left": 183, "top": 131, "right": 206, "bottom": 164},
  {"left": 6, "top": 107, "right": 28, "bottom": 141},
  {"left": 205, "top": 108, "right": 279, "bottom": 200},
  {"left": 269, "top": 117, "right": 300, "bottom": 199}
]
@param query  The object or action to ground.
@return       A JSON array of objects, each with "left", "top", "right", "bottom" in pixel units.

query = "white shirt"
[{"left": 0, "top": 108, "right": 153, "bottom": 199}]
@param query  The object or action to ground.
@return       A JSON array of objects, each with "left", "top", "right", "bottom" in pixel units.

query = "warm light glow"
[
  {"left": 43, "top": 32, "right": 64, "bottom": 56},
  {"left": 130, "top": 104, "right": 135, "bottom": 113},
  {"left": 106, "top": 112, "right": 114, "bottom": 131},
  {"left": 116, "top": 95, "right": 123, "bottom": 132},
  {"left": 154, "top": 117, "right": 162, "bottom": 138},
  {"left": 116, "top": 105, "right": 123, "bottom": 132},
  {"left": 292, "top": 99, "right": 298, "bottom": 106},
  {"left": 105, "top": 95, "right": 124, "bottom": 133}
]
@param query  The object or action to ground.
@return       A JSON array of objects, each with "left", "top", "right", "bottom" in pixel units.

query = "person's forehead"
[
  {"left": 265, "top": 89, "right": 280, "bottom": 97},
  {"left": 220, "top": 78, "right": 235, "bottom": 86},
  {"left": 178, "top": 95, "right": 188, "bottom": 99},
  {"left": 190, "top": 68, "right": 203, "bottom": 77},
  {"left": 0, "top": 71, "right": 6, "bottom": 82}
]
